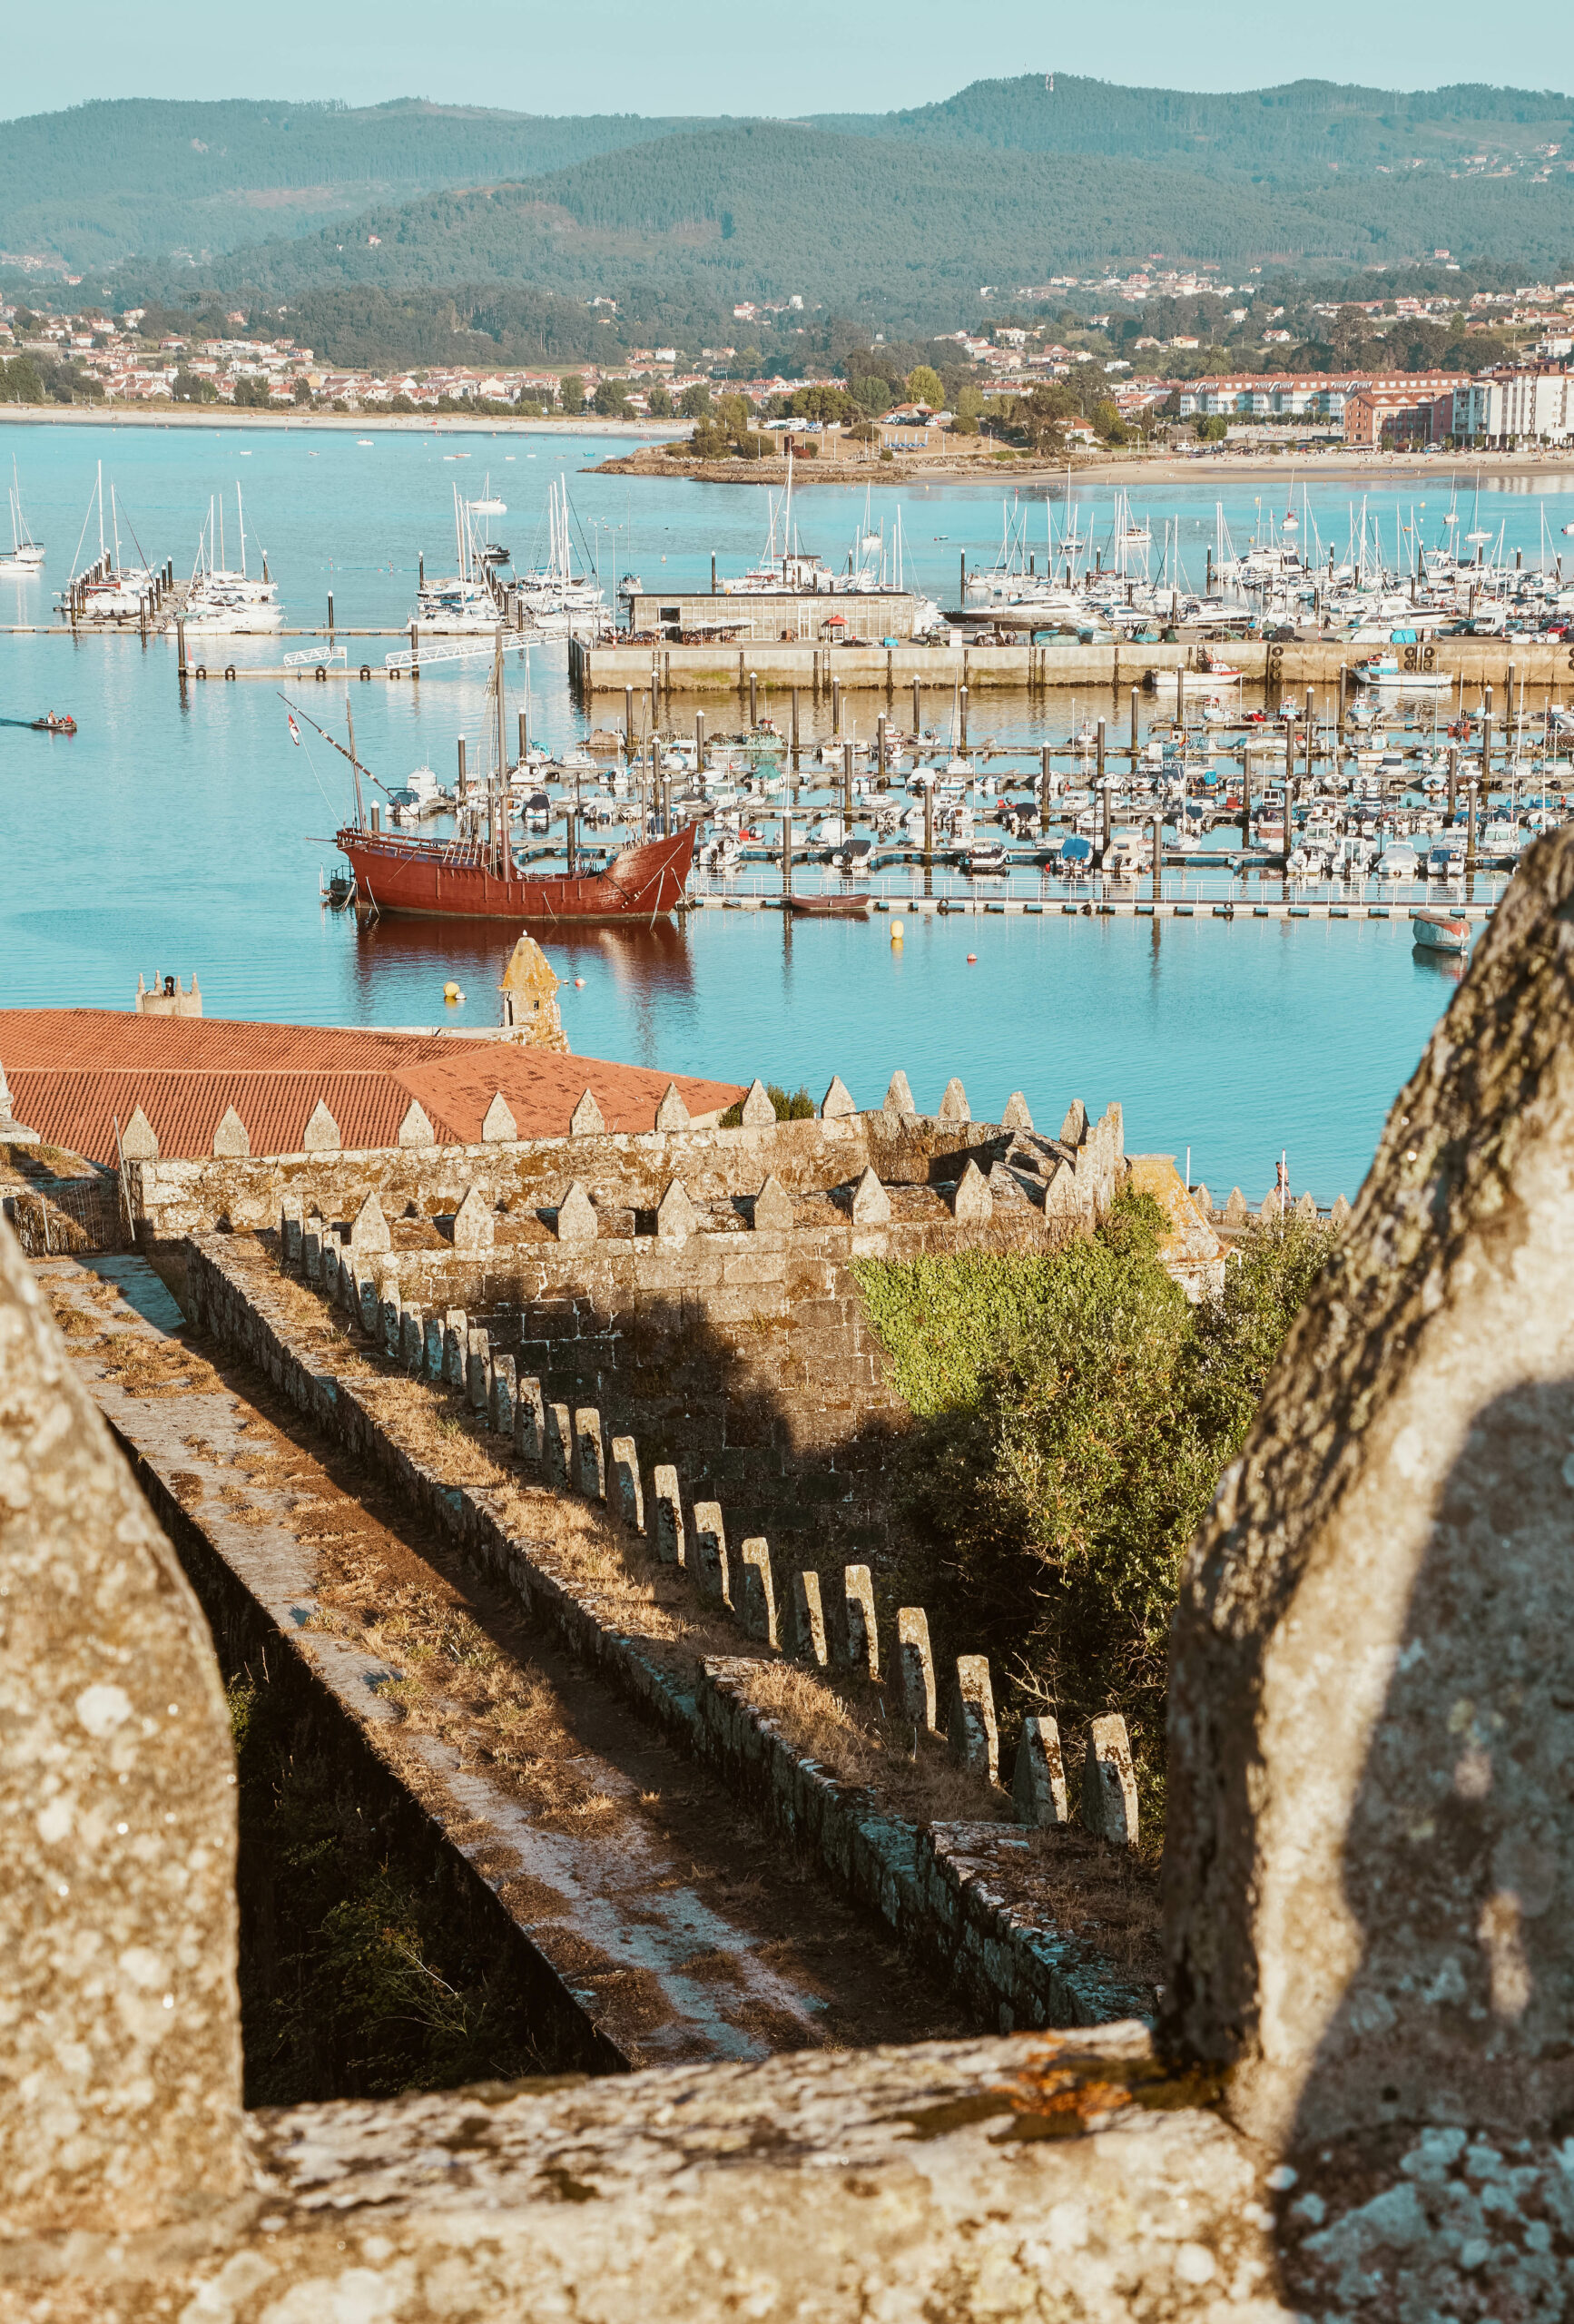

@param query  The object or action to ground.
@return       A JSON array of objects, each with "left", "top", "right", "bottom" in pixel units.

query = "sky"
[{"left": 6, "top": 0, "right": 1574, "bottom": 120}]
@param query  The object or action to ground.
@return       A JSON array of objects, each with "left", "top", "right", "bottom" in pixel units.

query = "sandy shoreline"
[{"left": 5, "top": 405, "right": 1571, "bottom": 495}]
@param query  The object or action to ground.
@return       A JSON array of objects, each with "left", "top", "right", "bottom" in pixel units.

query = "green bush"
[
  {"left": 854, "top": 1198, "right": 1329, "bottom": 1827},
  {"left": 718, "top": 1081, "right": 814, "bottom": 1127}
]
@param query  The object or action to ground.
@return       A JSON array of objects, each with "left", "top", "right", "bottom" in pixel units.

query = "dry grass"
[
  {"left": 309, "top": 1556, "right": 625, "bottom": 1828},
  {"left": 1012, "top": 1827, "right": 1163, "bottom": 1984},
  {"left": 742, "top": 1661, "right": 1013, "bottom": 1827}
]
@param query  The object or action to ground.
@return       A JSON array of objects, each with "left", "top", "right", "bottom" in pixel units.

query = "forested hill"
[
  {"left": 814, "top": 74, "right": 1574, "bottom": 179},
  {"left": 0, "top": 97, "right": 716, "bottom": 272},
  {"left": 9, "top": 77, "right": 1574, "bottom": 310},
  {"left": 131, "top": 119, "right": 1574, "bottom": 339}
]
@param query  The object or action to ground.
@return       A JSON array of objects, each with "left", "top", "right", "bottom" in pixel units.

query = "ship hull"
[{"left": 336, "top": 822, "right": 697, "bottom": 921}]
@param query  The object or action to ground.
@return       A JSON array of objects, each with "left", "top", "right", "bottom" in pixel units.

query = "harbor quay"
[{"left": 572, "top": 633, "right": 1574, "bottom": 695}]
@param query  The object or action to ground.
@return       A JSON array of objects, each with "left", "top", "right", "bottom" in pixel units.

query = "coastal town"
[{"left": 9, "top": 269, "right": 1574, "bottom": 450}]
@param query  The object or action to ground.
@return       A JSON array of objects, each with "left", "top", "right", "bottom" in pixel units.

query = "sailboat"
[
  {"left": 182, "top": 485, "right": 281, "bottom": 634},
  {"left": 0, "top": 460, "right": 44, "bottom": 573},
  {"left": 306, "top": 635, "right": 693, "bottom": 919},
  {"left": 61, "top": 462, "right": 156, "bottom": 620}
]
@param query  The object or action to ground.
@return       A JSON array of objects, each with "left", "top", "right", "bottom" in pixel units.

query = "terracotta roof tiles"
[{"left": 1, "top": 1011, "right": 743, "bottom": 1167}]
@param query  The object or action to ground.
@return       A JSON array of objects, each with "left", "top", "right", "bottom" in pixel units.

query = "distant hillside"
[
  {"left": 0, "top": 97, "right": 716, "bottom": 271},
  {"left": 10, "top": 78, "right": 1574, "bottom": 320},
  {"left": 814, "top": 74, "right": 1574, "bottom": 181},
  {"left": 140, "top": 119, "right": 1574, "bottom": 337}
]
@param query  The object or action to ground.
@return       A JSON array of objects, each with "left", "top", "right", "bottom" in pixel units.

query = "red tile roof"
[{"left": 1, "top": 1012, "right": 743, "bottom": 1166}]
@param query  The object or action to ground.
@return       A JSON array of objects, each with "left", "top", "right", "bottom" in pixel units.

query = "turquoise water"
[{"left": 3, "top": 418, "right": 1554, "bottom": 1200}]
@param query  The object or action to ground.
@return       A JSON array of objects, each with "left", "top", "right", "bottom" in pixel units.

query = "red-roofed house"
[{"left": 0, "top": 1013, "right": 743, "bottom": 1167}]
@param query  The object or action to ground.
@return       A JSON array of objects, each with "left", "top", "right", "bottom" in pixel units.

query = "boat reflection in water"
[{"left": 350, "top": 911, "right": 696, "bottom": 1012}]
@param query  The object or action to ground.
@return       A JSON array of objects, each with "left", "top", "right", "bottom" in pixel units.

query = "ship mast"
[{"left": 493, "top": 626, "right": 507, "bottom": 880}]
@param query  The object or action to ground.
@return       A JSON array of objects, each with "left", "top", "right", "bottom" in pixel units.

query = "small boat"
[
  {"left": 31, "top": 712, "right": 76, "bottom": 734},
  {"left": 964, "top": 844, "right": 1010, "bottom": 876},
  {"left": 0, "top": 462, "right": 44, "bottom": 573},
  {"left": 1353, "top": 653, "right": 1451, "bottom": 694},
  {"left": 1411, "top": 909, "right": 1470, "bottom": 956},
  {"left": 784, "top": 891, "right": 871, "bottom": 916}
]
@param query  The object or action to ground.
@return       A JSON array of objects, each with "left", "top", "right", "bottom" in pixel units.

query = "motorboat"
[{"left": 1412, "top": 909, "right": 1470, "bottom": 956}]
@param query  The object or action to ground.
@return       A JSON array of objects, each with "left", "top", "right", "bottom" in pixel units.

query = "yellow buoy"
[
  {"left": 443, "top": 981, "right": 464, "bottom": 1004},
  {"left": 890, "top": 917, "right": 904, "bottom": 945}
]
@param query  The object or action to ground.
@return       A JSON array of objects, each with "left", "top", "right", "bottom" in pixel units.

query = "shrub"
[
  {"left": 855, "top": 1202, "right": 1330, "bottom": 1827},
  {"left": 718, "top": 1081, "right": 815, "bottom": 1127}
]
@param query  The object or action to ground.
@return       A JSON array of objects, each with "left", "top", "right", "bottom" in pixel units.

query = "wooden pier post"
[
  {"left": 923, "top": 777, "right": 933, "bottom": 865},
  {"left": 1176, "top": 665, "right": 1185, "bottom": 731},
  {"left": 1152, "top": 812, "right": 1164, "bottom": 903},
  {"left": 959, "top": 684, "right": 969, "bottom": 754},
  {"left": 1040, "top": 742, "right": 1052, "bottom": 832},
  {"left": 1129, "top": 684, "right": 1139, "bottom": 764},
  {"left": 749, "top": 670, "right": 758, "bottom": 729},
  {"left": 408, "top": 621, "right": 419, "bottom": 681},
  {"left": 843, "top": 741, "right": 853, "bottom": 824},
  {"left": 1466, "top": 779, "right": 1478, "bottom": 872},
  {"left": 911, "top": 676, "right": 920, "bottom": 734},
  {"left": 695, "top": 711, "right": 705, "bottom": 772},
  {"left": 831, "top": 676, "right": 840, "bottom": 735},
  {"left": 791, "top": 687, "right": 800, "bottom": 771},
  {"left": 877, "top": 714, "right": 887, "bottom": 786},
  {"left": 1448, "top": 746, "right": 1459, "bottom": 821},
  {"left": 625, "top": 685, "right": 635, "bottom": 757},
  {"left": 1097, "top": 722, "right": 1109, "bottom": 858},
  {"left": 782, "top": 805, "right": 792, "bottom": 897},
  {"left": 328, "top": 592, "right": 334, "bottom": 639},
  {"left": 176, "top": 616, "right": 187, "bottom": 687},
  {"left": 457, "top": 738, "right": 467, "bottom": 803}
]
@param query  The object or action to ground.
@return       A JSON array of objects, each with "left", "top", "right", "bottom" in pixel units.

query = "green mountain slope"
[
  {"left": 812, "top": 74, "right": 1574, "bottom": 179},
  {"left": 0, "top": 96, "right": 717, "bottom": 271},
  {"left": 162, "top": 120, "right": 1574, "bottom": 335}
]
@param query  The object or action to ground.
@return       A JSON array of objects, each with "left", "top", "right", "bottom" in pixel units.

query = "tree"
[
  {"left": 232, "top": 376, "right": 271, "bottom": 409},
  {"left": 0, "top": 356, "right": 45, "bottom": 403},
  {"left": 1195, "top": 415, "right": 1229, "bottom": 442},
  {"left": 645, "top": 382, "right": 673, "bottom": 418},
  {"left": 592, "top": 378, "right": 631, "bottom": 417},
  {"left": 1092, "top": 399, "right": 1128, "bottom": 445},
  {"left": 678, "top": 382, "right": 712, "bottom": 419},
  {"left": 388, "top": 391, "right": 414, "bottom": 413},
  {"left": 557, "top": 371, "right": 585, "bottom": 415},
  {"left": 713, "top": 390, "right": 753, "bottom": 435},
  {"left": 292, "top": 375, "right": 312, "bottom": 405},
  {"left": 851, "top": 373, "right": 893, "bottom": 414},
  {"left": 906, "top": 363, "right": 945, "bottom": 409}
]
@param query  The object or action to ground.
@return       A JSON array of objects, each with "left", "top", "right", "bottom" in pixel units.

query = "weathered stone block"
[
  {"left": 379, "top": 1295, "right": 402, "bottom": 1358},
  {"left": 656, "top": 1177, "right": 698, "bottom": 1243},
  {"left": 514, "top": 1374, "right": 546, "bottom": 1463},
  {"left": 691, "top": 1502, "right": 731, "bottom": 1606},
  {"left": 821, "top": 1075, "right": 857, "bottom": 1119},
  {"left": 851, "top": 1167, "right": 890, "bottom": 1226},
  {"left": 950, "top": 1160, "right": 993, "bottom": 1224},
  {"left": 575, "top": 1407, "right": 605, "bottom": 1499},
  {"left": 544, "top": 1402, "right": 572, "bottom": 1486},
  {"left": 739, "top": 1540, "right": 778, "bottom": 1647},
  {"left": 883, "top": 1068, "right": 916, "bottom": 1115},
  {"left": 442, "top": 1308, "right": 467, "bottom": 1388},
  {"left": 938, "top": 1077, "right": 970, "bottom": 1123},
  {"left": 1167, "top": 828, "right": 1574, "bottom": 2148},
  {"left": 358, "top": 1275, "right": 379, "bottom": 1337},
  {"left": 349, "top": 1190, "right": 390, "bottom": 1252},
  {"left": 609, "top": 1436, "right": 644, "bottom": 1531},
  {"left": 843, "top": 1565, "right": 879, "bottom": 1679},
  {"left": 399, "top": 1305, "right": 423, "bottom": 1368},
  {"left": 1002, "top": 1090, "right": 1034, "bottom": 1131},
  {"left": 654, "top": 1080, "right": 690, "bottom": 1131},
  {"left": 302, "top": 1219, "right": 321, "bottom": 1282},
  {"left": 897, "top": 1607, "right": 937, "bottom": 1734},
  {"left": 570, "top": 1087, "right": 606, "bottom": 1136},
  {"left": 948, "top": 1655, "right": 999, "bottom": 1782},
  {"left": 652, "top": 1465, "right": 684, "bottom": 1565},
  {"left": 452, "top": 1187, "right": 495, "bottom": 1252},
  {"left": 753, "top": 1174, "right": 794, "bottom": 1233},
  {"left": 398, "top": 1097, "right": 435, "bottom": 1149},
  {"left": 789, "top": 1570, "right": 828, "bottom": 1666},
  {"left": 556, "top": 1182, "right": 598, "bottom": 1241},
  {"left": 1082, "top": 1714, "right": 1137, "bottom": 1847},
  {"left": 1013, "top": 1715, "right": 1068, "bottom": 1827},
  {"left": 280, "top": 1206, "right": 303, "bottom": 1265},
  {"left": 480, "top": 1089, "right": 517, "bottom": 1142},
  {"left": 490, "top": 1355, "right": 516, "bottom": 1436},
  {"left": 423, "top": 1314, "right": 445, "bottom": 1380},
  {"left": 466, "top": 1327, "right": 491, "bottom": 1413}
]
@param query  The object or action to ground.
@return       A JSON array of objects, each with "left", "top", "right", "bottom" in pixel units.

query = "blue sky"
[{"left": 6, "top": 0, "right": 1574, "bottom": 120}]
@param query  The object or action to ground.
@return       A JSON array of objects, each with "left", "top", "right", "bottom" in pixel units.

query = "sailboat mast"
[
  {"left": 238, "top": 485, "right": 247, "bottom": 579},
  {"left": 494, "top": 630, "right": 507, "bottom": 880},
  {"left": 97, "top": 461, "right": 104, "bottom": 561}
]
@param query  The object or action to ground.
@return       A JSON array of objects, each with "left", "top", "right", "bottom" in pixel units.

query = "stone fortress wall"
[{"left": 10, "top": 822, "right": 1574, "bottom": 2316}]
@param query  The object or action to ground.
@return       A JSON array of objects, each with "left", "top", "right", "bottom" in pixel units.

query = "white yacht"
[
  {"left": 182, "top": 487, "right": 282, "bottom": 634},
  {"left": 0, "top": 461, "right": 44, "bottom": 573}
]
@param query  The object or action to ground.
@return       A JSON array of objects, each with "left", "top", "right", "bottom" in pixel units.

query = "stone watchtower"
[
  {"left": 135, "top": 974, "right": 202, "bottom": 1019},
  {"left": 498, "top": 934, "right": 569, "bottom": 1053}
]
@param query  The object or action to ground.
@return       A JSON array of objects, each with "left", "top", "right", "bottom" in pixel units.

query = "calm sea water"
[{"left": 3, "top": 419, "right": 1561, "bottom": 1200}]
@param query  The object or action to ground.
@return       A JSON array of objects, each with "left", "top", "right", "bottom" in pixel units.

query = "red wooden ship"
[{"left": 335, "top": 820, "right": 697, "bottom": 922}]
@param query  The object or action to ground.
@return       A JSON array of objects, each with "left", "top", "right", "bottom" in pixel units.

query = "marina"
[{"left": 5, "top": 417, "right": 1569, "bottom": 1196}]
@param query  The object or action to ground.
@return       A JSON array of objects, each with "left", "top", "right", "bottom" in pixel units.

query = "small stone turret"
[
  {"left": 135, "top": 972, "right": 202, "bottom": 1018},
  {"left": 498, "top": 935, "right": 569, "bottom": 1052}
]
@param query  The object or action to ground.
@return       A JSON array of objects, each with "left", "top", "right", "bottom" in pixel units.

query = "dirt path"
[{"left": 41, "top": 1255, "right": 969, "bottom": 2073}]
